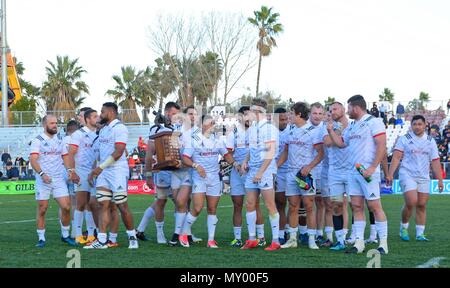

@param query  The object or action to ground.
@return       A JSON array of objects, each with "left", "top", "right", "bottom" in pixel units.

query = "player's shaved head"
[{"left": 330, "top": 102, "right": 346, "bottom": 121}]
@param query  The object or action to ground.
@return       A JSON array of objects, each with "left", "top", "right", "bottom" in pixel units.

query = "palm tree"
[
  {"left": 324, "top": 96, "right": 336, "bottom": 107},
  {"left": 106, "top": 66, "right": 156, "bottom": 123},
  {"left": 248, "top": 6, "right": 283, "bottom": 96},
  {"left": 151, "top": 56, "right": 178, "bottom": 111},
  {"left": 379, "top": 88, "right": 395, "bottom": 104},
  {"left": 195, "top": 51, "right": 223, "bottom": 109},
  {"left": 419, "top": 91, "right": 430, "bottom": 110},
  {"left": 41, "top": 56, "right": 89, "bottom": 122}
]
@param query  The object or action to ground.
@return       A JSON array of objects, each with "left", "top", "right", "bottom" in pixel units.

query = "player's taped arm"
[{"left": 99, "top": 155, "right": 116, "bottom": 170}]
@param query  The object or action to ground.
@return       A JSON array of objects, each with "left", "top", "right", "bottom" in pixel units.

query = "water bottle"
[{"left": 356, "top": 163, "right": 372, "bottom": 183}]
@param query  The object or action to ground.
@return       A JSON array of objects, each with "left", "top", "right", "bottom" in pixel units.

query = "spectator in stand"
[
  {"left": 395, "top": 116, "right": 404, "bottom": 128},
  {"left": 370, "top": 103, "right": 380, "bottom": 118},
  {"left": 6, "top": 160, "right": 19, "bottom": 180},
  {"left": 447, "top": 99, "right": 450, "bottom": 114},
  {"left": 438, "top": 143, "right": 448, "bottom": 162},
  {"left": 430, "top": 128, "right": 443, "bottom": 145},
  {"left": 388, "top": 114, "right": 396, "bottom": 127},
  {"left": 444, "top": 121, "right": 450, "bottom": 142},
  {"left": 396, "top": 103, "right": 405, "bottom": 119},
  {"left": 1, "top": 150, "right": 11, "bottom": 168},
  {"left": 379, "top": 102, "right": 387, "bottom": 121}
]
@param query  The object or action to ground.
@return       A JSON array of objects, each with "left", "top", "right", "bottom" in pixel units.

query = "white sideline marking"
[
  {"left": 0, "top": 205, "right": 234, "bottom": 225},
  {"left": 417, "top": 257, "right": 446, "bottom": 268}
]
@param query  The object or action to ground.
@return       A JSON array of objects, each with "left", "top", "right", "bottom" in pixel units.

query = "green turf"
[{"left": 0, "top": 194, "right": 449, "bottom": 268}]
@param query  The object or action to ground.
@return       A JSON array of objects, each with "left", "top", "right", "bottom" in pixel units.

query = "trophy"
[{"left": 149, "top": 131, "right": 181, "bottom": 170}]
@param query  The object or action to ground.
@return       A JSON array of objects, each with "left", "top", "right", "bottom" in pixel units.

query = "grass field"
[{"left": 0, "top": 194, "right": 449, "bottom": 268}]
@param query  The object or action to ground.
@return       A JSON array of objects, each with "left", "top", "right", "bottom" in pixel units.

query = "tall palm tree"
[
  {"left": 379, "top": 88, "right": 395, "bottom": 104},
  {"left": 325, "top": 96, "right": 336, "bottom": 107},
  {"left": 248, "top": 6, "right": 283, "bottom": 96},
  {"left": 151, "top": 56, "right": 178, "bottom": 111},
  {"left": 41, "top": 56, "right": 89, "bottom": 122},
  {"left": 106, "top": 66, "right": 156, "bottom": 123},
  {"left": 419, "top": 91, "right": 430, "bottom": 110},
  {"left": 195, "top": 51, "right": 223, "bottom": 109}
]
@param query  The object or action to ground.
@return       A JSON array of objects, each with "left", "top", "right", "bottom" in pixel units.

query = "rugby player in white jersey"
[
  {"left": 85, "top": 102, "right": 138, "bottom": 249},
  {"left": 240, "top": 98, "right": 281, "bottom": 251},
  {"left": 387, "top": 115, "right": 443, "bottom": 241},
  {"left": 30, "top": 115, "right": 77, "bottom": 248},
  {"left": 273, "top": 107, "right": 291, "bottom": 245},
  {"left": 171, "top": 105, "right": 203, "bottom": 246},
  {"left": 180, "top": 115, "right": 239, "bottom": 248},
  {"left": 62, "top": 120, "right": 78, "bottom": 239},
  {"left": 277, "top": 102, "right": 324, "bottom": 250},
  {"left": 309, "top": 102, "right": 333, "bottom": 245},
  {"left": 136, "top": 102, "right": 181, "bottom": 244},
  {"left": 327, "top": 95, "right": 389, "bottom": 254},
  {"left": 225, "top": 106, "right": 266, "bottom": 247},
  {"left": 67, "top": 109, "right": 99, "bottom": 244},
  {"left": 323, "top": 102, "right": 351, "bottom": 251}
]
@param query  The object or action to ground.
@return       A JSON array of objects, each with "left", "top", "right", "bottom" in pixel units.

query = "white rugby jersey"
[
  {"left": 324, "top": 121, "right": 352, "bottom": 172},
  {"left": 98, "top": 119, "right": 128, "bottom": 171},
  {"left": 311, "top": 121, "right": 324, "bottom": 179},
  {"left": 286, "top": 122, "right": 323, "bottom": 172},
  {"left": 319, "top": 124, "right": 330, "bottom": 176},
  {"left": 247, "top": 119, "right": 279, "bottom": 174},
  {"left": 30, "top": 133, "right": 68, "bottom": 178},
  {"left": 276, "top": 124, "right": 293, "bottom": 173},
  {"left": 343, "top": 114, "right": 385, "bottom": 174},
  {"left": 183, "top": 131, "right": 228, "bottom": 175},
  {"left": 394, "top": 131, "right": 440, "bottom": 179},
  {"left": 69, "top": 126, "right": 98, "bottom": 170},
  {"left": 225, "top": 124, "right": 249, "bottom": 164}
]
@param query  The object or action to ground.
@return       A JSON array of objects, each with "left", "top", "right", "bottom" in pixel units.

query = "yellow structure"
[{"left": 0, "top": 52, "right": 22, "bottom": 109}]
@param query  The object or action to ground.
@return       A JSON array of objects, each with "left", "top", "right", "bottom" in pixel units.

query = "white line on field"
[
  {"left": 0, "top": 205, "right": 234, "bottom": 225},
  {"left": 416, "top": 257, "right": 446, "bottom": 268}
]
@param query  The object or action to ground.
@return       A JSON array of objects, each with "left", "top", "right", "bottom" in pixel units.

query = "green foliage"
[{"left": 379, "top": 88, "right": 395, "bottom": 103}]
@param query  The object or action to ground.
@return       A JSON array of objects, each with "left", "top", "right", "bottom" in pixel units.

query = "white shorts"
[
  {"left": 285, "top": 170, "right": 316, "bottom": 197},
  {"left": 155, "top": 171, "right": 171, "bottom": 188},
  {"left": 35, "top": 177, "right": 69, "bottom": 201},
  {"left": 96, "top": 169, "right": 128, "bottom": 193},
  {"left": 328, "top": 171, "right": 349, "bottom": 197},
  {"left": 230, "top": 169, "right": 246, "bottom": 196},
  {"left": 74, "top": 169, "right": 95, "bottom": 194},
  {"left": 399, "top": 173, "right": 430, "bottom": 194},
  {"left": 320, "top": 174, "right": 330, "bottom": 197},
  {"left": 244, "top": 168, "right": 274, "bottom": 191},
  {"left": 275, "top": 171, "right": 287, "bottom": 193},
  {"left": 348, "top": 172, "right": 381, "bottom": 200},
  {"left": 192, "top": 172, "right": 222, "bottom": 197},
  {"left": 171, "top": 169, "right": 192, "bottom": 189}
]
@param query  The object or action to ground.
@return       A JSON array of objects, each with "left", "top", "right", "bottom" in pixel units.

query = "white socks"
[
  {"left": 375, "top": 221, "right": 388, "bottom": 240},
  {"left": 256, "top": 224, "right": 265, "bottom": 239},
  {"left": 109, "top": 232, "right": 118, "bottom": 243},
  {"left": 288, "top": 226, "right": 298, "bottom": 240},
  {"left": 207, "top": 215, "right": 218, "bottom": 241},
  {"left": 97, "top": 232, "right": 107, "bottom": 244},
  {"left": 182, "top": 213, "right": 197, "bottom": 235},
  {"left": 155, "top": 221, "right": 165, "bottom": 235},
  {"left": 246, "top": 211, "right": 257, "bottom": 240},
  {"left": 234, "top": 226, "right": 242, "bottom": 240},
  {"left": 37, "top": 229, "right": 45, "bottom": 241},
  {"left": 137, "top": 207, "right": 155, "bottom": 232},
  {"left": 353, "top": 221, "right": 366, "bottom": 240},
  {"left": 269, "top": 213, "right": 280, "bottom": 243},
  {"left": 61, "top": 225, "right": 70, "bottom": 238},
  {"left": 126, "top": 229, "right": 137, "bottom": 239},
  {"left": 84, "top": 211, "right": 96, "bottom": 236},
  {"left": 325, "top": 226, "right": 334, "bottom": 241},
  {"left": 74, "top": 210, "right": 84, "bottom": 237},
  {"left": 416, "top": 225, "right": 425, "bottom": 237},
  {"left": 175, "top": 212, "right": 187, "bottom": 235}
]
